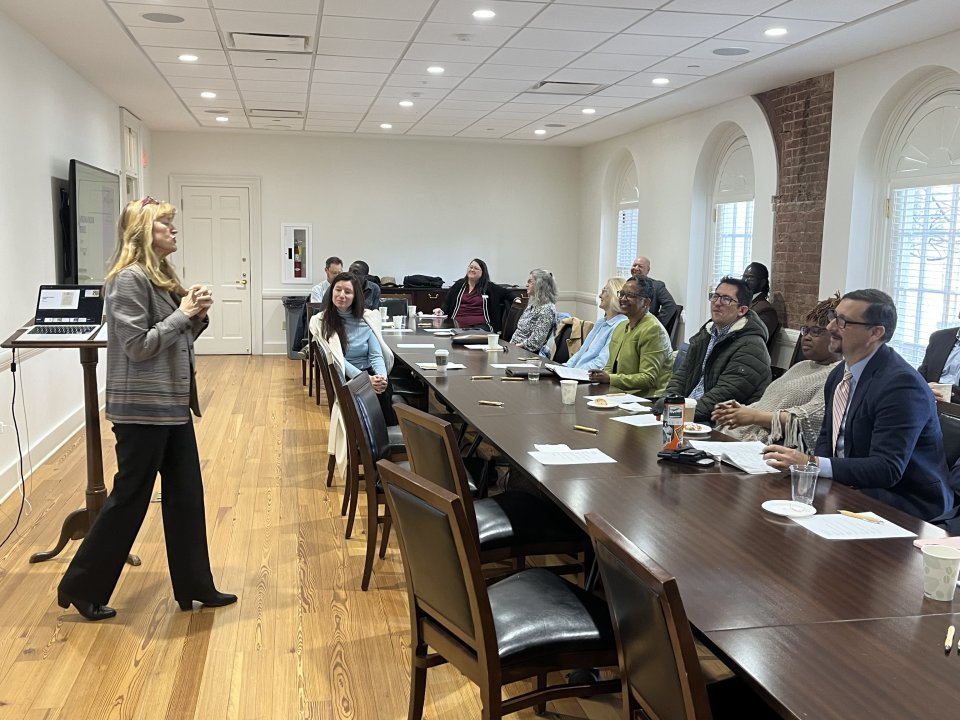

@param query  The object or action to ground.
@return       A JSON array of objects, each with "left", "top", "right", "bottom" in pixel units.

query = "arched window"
[
  {"left": 882, "top": 85, "right": 960, "bottom": 365},
  {"left": 614, "top": 161, "right": 639, "bottom": 278},
  {"left": 709, "top": 136, "right": 755, "bottom": 288}
]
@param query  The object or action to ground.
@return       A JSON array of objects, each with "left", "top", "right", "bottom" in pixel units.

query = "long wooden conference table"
[{"left": 380, "top": 322, "right": 958, "bottom": 719}]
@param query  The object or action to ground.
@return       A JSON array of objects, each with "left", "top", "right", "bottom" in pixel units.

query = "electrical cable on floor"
[{"left": 0, "top": 349, "right": 28, "bottom": 550}]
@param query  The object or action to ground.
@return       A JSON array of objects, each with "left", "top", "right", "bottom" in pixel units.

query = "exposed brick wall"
[{"left": 755, "top": 73, "right": 834, "bottom": 329}]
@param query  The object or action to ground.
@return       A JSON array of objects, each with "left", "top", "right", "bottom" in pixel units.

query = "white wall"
[
  {"left": 147, "top": 132, "right": 581, "bottom": 353},
  {"left": 0, "top": 10, "right": 122, "bottom": 502}
]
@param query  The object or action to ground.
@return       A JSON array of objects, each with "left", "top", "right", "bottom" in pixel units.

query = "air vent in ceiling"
[
  {"left": 529, "top": 80, "right": 605, "bottom": 95},
  {"left": 248, "top": 109, "right": 304, "bottom": 118},
  {"left": 230, "top": 32, "right": 308, "bottom": 52}
]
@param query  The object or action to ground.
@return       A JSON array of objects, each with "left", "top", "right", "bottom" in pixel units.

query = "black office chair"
[
  {"left": 667, "top": 304, "right": 684, "bottom": 350},
  {"left": 673, "top": 342, "right": 689, "bottom": 372},
  {"left": 500, "top": 296, "right": 528, "bottom": 342},
  {"left": 552, "top": 321, "right": 574, "bottom": 363}
]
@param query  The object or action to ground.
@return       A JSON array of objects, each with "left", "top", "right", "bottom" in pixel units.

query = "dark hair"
[
  {"left": 805, "top": 292, "right": 841, "bottom": 327},
  {"left": 628, "top": 275, "right": 655, "bottom": 301},
  {"left": 466, "top": 258, "right": 490, "bottom": 295},
  {"left": 743, "top": 262, "right": 770, "bottom": 295},
  {"left": 717, "top": 276, "right": 752, "bottom": 307},
  {"left": 841, "top": 288, "right": 897, "bottom": 342},
  {"left": 320, "top": 272, "right": 365, "bottom": 351},
  {"left": 325, "top": 256, "right": 342, "bottom": 269},
  {"left": 349, "top": 260, "right": 369, "bottom": 278}
]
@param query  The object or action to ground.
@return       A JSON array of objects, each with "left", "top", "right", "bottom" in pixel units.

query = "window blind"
[
  {"left": 616, "top": 207, "right": 638, "bottom": 278},
  {"left": 712, "top": 200, "right": 754, "bottom": 288}
]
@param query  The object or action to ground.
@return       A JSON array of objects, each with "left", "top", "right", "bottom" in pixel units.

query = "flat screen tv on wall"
[{"left": 65, "top": 159, "right": 120, "bottom": 285}]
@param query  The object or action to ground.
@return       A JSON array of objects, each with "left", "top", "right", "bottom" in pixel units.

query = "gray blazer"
[{"left": 105, "top": 265, "right": 207, "bottom": 425}]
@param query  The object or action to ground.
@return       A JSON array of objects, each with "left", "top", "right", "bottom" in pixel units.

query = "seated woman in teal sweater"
[{"left": 588, "top": 276, "right": 673, "bottom": 396}]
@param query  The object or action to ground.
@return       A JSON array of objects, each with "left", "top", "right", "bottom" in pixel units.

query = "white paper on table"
[
  {"left": 687, "top": 440, "right": 778, "bottom": 474},
  {"left": 381, "top": 328, "right": 414, "bottom": 333},
  {"left": 584, "top": 394, "right": 634, "bottom": 406},
  {"left": 422, "top": 328, "right": 454, "bottom": 334},
  {"left": 535, "top": 443, "right": 571, "bottom": 452},
  {"left": 620, "top": 403, "right": 652, "bottom": 414},
  {"left": 612, "top": 414, "right": 660, "bottom": 427},
  {"left": 464, "top": 344, "right": 502, "bottom": 351},
  {"left": 546, "top": 363, "right": 590, "bottom": 381},
  {"left": 490, "top": 363, "right": 544, "bottom": 369},
  {"left": 397, "top": 343, "right": 436, "bottom": 348},
  {"left": 416, "top": 362, "right": 466, "bottom": 370},
  {"left": 529, "top": 448, "right": 616, "bottom": 465},
  {"left": 791, "top": 513, "right": 917, "bottom": 540}
]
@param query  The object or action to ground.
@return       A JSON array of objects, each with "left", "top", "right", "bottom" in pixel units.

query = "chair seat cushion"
[
  {"left": 474, "top": 491, "right": 582, "bottom": 551},
  {"left": 489, "top": 568, "right": 614, "bottom": 664}
]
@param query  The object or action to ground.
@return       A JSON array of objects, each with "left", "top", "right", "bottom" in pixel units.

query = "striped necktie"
[{"left": 831, "top": 370, "right": 853, "bottom": 454}]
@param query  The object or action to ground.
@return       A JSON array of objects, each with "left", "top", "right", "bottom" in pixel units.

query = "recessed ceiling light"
[
  {"left": 473, "top": 9, "right": 496, "bottom": 19},
  {"left": 215, "top": 116, "right": 229, "bottom": 122},
  {"left": 713, "top": 47, "right": 750, "bottom": 56},
  {"left": 380, "top": 123, "right": 393, "bottom": 129},
  {"left": 534, "top": 129, "right": 546, "bottom": 135},
  {"left": 178, "top": 54, "right": 199, "bottom": 62},
  {"left": 200, "top": 91, "right": 217, "bottom": 99},
  {"left": 427, "top": 66, "right": 445, "bottom": 74},
  {"left": 581, "top": 108, "right": 596, "bottom": 115},
  {"left": 142, "top": 12, "right": 184, "bottom": 23},
  {"left": 398, "top": 100, "right": 414, "bottom": 108},
  {"left": 765, "top": 27, "right": 788, "bottom": 37},
  {"left": 652, "top": 77, "right": 670, "bottom": 86}
]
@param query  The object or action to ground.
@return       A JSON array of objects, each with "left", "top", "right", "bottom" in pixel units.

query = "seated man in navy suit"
[
  {"left": 762, "top": 289, "right": 952, "bottom": 521},
  {"left": 917, "top": 318, "right": 960, "bottom": 403}
]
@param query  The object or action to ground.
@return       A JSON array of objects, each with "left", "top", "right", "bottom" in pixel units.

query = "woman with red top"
[{"left": 435, "top": 258, "right": 507, "bottom": 331}]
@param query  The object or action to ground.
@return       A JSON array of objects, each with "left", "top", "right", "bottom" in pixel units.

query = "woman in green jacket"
[{"left": 588, "top": 276, "right": 673, "bottom": 396}]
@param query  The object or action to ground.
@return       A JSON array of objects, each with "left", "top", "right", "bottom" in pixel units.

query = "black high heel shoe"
[
  {"left": 57, "top": 590, "right": 116, "bottom": 621},
  {"left": 176, "top": 591, "right": 237, "bottom": 611}
]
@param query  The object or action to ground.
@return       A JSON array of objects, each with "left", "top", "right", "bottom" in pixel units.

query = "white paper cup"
[
  {"left": 379, "top": 306, "right": 388, "bottom": 321},
  {"left": 486, "top": 333, "right": 499, "bottom": 350},
  {"left": 560, "top": 379, "right": 577, "bottom": 404},
  {"left": 407, "top": 305, "right": 417, "bottom": 318},
  {"left": 922, "top": 545, "right": 960, "bottom": 601},
  {"left": 435, "top": 349, "right": 449, "bottom": 372},
  {"left": 683, "top": 398, "right": 697, "bottom": 423},
  {"left": 789, "top": 463, "right": 820, "bottom": 506},
  {"left": 394, "top": 315, "right": 406, "bottom": 329},
  {"left": 932, "top": 382, "right": 952, "bottom": 400}
]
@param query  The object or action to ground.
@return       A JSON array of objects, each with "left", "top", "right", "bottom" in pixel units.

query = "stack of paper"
[
  {"left": 528, "top": 443, "right": 616, "bottom": 465},
  {"left": 416, "top": 362, "right": 466, "bottom": 370},
  {"left": 686, "top": 440, "right": 778, "bottom": 474}
]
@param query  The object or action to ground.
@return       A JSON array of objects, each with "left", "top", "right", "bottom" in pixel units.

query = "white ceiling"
[{"left": 3, "top": 0, "right": 960, "bottom": 145}]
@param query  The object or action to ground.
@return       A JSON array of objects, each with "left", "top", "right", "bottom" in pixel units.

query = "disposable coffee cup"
[
  {"left": 394, "top": 315, "right": 406, "bottom": 330},
  {"left": 407, "top": 305, "right": 417, "bottom": 318},
  {"left": 921, "top": 545, "right": 960, "bottom": 601},
  {"left": 683, "top": 398, "right": 697, "bottom": 423},
  {"left": 932, "top": 382, "right": 953, "bottom": 400},
  {"left": 560, "top": 379, "right": 577, "bottom": 404},
  {"left": 486, "top": 333, "right": 499, "bottom": 350},
  {"left": 379, "top": 306, "right": 388, "bottom": 321},
  {"left": 789, "top": 463, "right": 820, "bottom": 506},
  {"left": 435, "top": 348, "right": 449, "bottom": 372}
]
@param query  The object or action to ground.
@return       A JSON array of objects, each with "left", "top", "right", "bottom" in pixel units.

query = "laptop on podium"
[{"left": 21, "top": 285, "right": 105, "bottom": 342}]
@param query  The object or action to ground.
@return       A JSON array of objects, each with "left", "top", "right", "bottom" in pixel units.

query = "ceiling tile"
[
  {"left": 568, "top": 52, "right": 664, "bottom": 71},
  {"left": 186, "top": 97, "right": 244, "bottom": 109},
  {"left": 314, "top": 55, "right": 397, "bottom": 72},
  {"left": 457, "top": 77, "right": 534, "bottom": 92},
  {"left": 625, "top": 10, "right": 749, "bottom": 37},
  {"left": 553, "top": 0, "right": 666, "bottom": 9},
  {"left": 617, "top": 72, "right": 699, "bottom": 89},
  {"left": 322, "top": 0, "right": 434, "bottom": 21},
  {"left": 213, "top": 0, "right": 321, "bottom": 12},
  {"left": 310, "top": 70, "right": 387, "bottom": 86},
  {"left": 307, "top": 111, "right": 367, "bottom": 120},
  {"left": 241, "top": 91, "right": 308, "bottom": 103},
  {"left": 113, "top": 0, "right": 209, "bottom": 8},
  {"left": 423, "top": 108, "right": 487, "bottom": 118},
  {"left": 109, "top": 3, "right": 217, "bottom": 31},
  {"left": 198, "top": 116, "right": 250, "bottom": 127},
  {"left": 406, "top": 125, "right": 461, "bottom": 136},
  {"left": 471, "top": 64, "right": 553, "bottom": 81},
  {"left": 644, "top": 54, "right": 742, "bottom": 75},
  {"left": 357, "top": 121, "right": 415, "bottom": 132},
  {"left": 456, "top": 127, "right": 513, "bottom": 138},
  {"left": 229, "top": 51, "right": 312, "bottom": 68},
  {"left": 594, "top": 33, "right": 699, "bottom": 55},
  {"left": 237, "top": 79, "right": 310, "bottom": 93},
  {"left": 414, "top": 22, "right": 516, "bottom": 47},
  {"left": 445, "top": 89, "right": 519, "bottom": 102},
  {"left": 680, "top": 37, "right": 784, "bottom": 60},
  {"left": 384, "top": 73, "right": 462, "bottom": 89},
  {"left": 393, "top": 59, "right": 478, "bottom": 76},
  {"left": 507, "top": 28, "right": 611, "bottom": 51},
  {"left": 145, "top": 46, "right": 229, "bottom": 64},
  {"left": 661, "top": 0, "right": 780, "bottom": 12},
  {"left": 770, "top": 0, "right": 901, "bottom": 22},
  {"left": 368, "top": 99, "right": 436, "bottom": 115},
  {"left": 403, "top": 42, "right": 495, "bottom": 63},
  {"left": 501, "top": 99, "right": 569, "bottom": 112},
  {"left": 130, "top": 27, "right": 223, "bottom": 49},
  {"left": 531, "top": 4, "right": 650, "bottom": 32},
  {"left": 719, "top": 16, "right": 841, "bottom": 44},
  {"left": 427, "top": 0, "right": 547, "bottom": 28},
  {"left": 547, "top": 67, "right": 635, "bottom": 84},
  {"left": 378, "top": 86, "right": 450, "bottom": 99},
  {"left": 575, "top": 95, "right": 640, "bottom": 108},
  {"left": 594, "top": 84, "right": 667, "bottom": 99},
  {"left": 486, "top": 47, "right": 582, "bottom": 68},
  {"left": 170, "top": 76, "right": 238, "bottom": 90},
  {"left": 309, "top": 95, "right": 373, "bottom": 107},
  {"left": 319, "top": 16, "right": 418, "bottom": 42},
  {"left": 305, "top": 126, "right": 358, "bottom": 133},
  {"left": 310, "top": 82, "right": 379, "bottom": 97},
  {"left": 233, "top": 66, "right": 311, "bottom": 81},
  {"left": 249, "top": 118, "right": 302, "bottom": 128},
  {"left": 156, "top": 62, "right": 234, "bottom": 78},
  {"left": 216, "top": 10, "right": 317, "bottom": 36},
  {"left": 316, "top": 37, "right": 408, "bottom": 58},
  {"left": 435, "top": 99, "right": 504, "bottom": 111},
  {"left": 305, "top": 120, "right": 361, "bottom": 129}
]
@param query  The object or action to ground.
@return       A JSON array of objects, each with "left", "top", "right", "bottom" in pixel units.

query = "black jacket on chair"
[{"left": 917, "top": 327, "right": 960, "bottom": 403}]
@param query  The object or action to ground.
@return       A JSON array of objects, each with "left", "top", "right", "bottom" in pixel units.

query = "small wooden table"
[{"left": 2, "top": 323, "right": 140, "bottom": 565}]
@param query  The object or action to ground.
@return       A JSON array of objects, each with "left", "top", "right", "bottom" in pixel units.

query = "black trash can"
[{"left": 282, "top": 295, "right": 309, "bottom": 359}]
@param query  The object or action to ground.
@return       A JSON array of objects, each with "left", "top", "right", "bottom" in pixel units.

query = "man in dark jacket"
[
  {"left": 660, "top": 277, "right": 771, "bottom": 422},
  {"left": 631, "top": 256, "right": 678, "bottom": 332},
  {"left": 917, "top": 323, "right": 960, "bottom": 403}
]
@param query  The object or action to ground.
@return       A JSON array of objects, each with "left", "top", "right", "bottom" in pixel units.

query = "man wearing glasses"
[
  {"left": 763, "top": 289, "right": 952, "bottom": 521},
  {"left": 658, "top": 277, "right": 772, "bottom": 422}
]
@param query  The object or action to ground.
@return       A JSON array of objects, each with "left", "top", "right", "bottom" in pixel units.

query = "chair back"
[
  {"left": 673, "top": 342, "right": 689, "bottom": 372},
  {"left": 501, "top": 296, "right": 528, "bottom": 343},
  {"left": 381, "top": 296, "right": 408, "bottom": 317},
  {"left": 344, "top": 373, "right": 393, "bottom": 468},
  {"left": 312, "top": 339, "right": 337, "bottom": 412},
  {"left": 937, "top": 401, "right": 960, "bottom": 473},
  {"left": 586, "top": 512, "right": 713, "bottom": 720},
  {"left": 394, "top": 405, "right": 480, "bottom": 538},
  {"left": 667, "top": 305, "right": 684, "bottom": 350},
  {"left": 552, "top": 322, "right": 574, "bottom": 363},
  {"left": 378, "top": 460, "right": 492, "bottom": 653}
]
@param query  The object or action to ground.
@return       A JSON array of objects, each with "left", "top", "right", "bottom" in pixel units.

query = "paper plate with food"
[{"left": 682, "top": 422, "right": 712, "bottom": 436}]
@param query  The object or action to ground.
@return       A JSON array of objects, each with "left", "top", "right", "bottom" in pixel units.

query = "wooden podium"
[{"left": 2, "top": 323, "right": 140, "bottom": 565}]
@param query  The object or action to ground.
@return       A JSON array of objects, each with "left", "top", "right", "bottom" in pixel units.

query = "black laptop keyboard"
[{"left": 27, "top": 326, "right": 96, "bottom": 335}]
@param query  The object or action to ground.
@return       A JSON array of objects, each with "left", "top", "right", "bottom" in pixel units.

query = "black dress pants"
[{"left": 58, "top": 421, "right": 216, "bottom": 605}]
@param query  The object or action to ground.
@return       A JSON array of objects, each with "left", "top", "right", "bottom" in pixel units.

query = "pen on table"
[
  {"left": 471, "top": 375, "right": 492, "bottom": 380},
  {"left": 574, "top": 425, "right": 598, "bottom": 434},
  {"left": 945, "top": 625, "right": 955, "bottom": 654},
  {"left": 606, "top": 392, "right": 626, "bottom": 397},
  {"left": 501, "top": 376, "right": 525, "bottom": 382},
  {"left": 838, "top": 510, "right": 883, "bottom": 524},
  {"left": 518, "top": 356, "right": 539, "bottom": 361},
  {"left": 478, "top": 400, "right": 504, "bottom": 406}
]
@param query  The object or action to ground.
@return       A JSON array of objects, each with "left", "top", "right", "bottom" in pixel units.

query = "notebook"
[{"left": 21, "top": 285, "right": 105, "bottom": 342}]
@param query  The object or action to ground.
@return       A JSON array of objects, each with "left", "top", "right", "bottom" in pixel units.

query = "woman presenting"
[{"left": 57, "top": 197, "right": 235, "bottom": 621}]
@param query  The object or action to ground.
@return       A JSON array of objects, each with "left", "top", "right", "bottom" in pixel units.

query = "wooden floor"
[{"left": 0, "top": 356, "right": 620, "bottom": 720}]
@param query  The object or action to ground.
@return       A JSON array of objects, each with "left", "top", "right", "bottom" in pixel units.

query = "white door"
[{"left": 179, "top": 186, "right": 252, "bottom": 354}]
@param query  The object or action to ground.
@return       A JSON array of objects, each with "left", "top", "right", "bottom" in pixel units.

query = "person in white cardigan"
[{"left": 310, "top": 272, "right": 395, "bottom": 468}]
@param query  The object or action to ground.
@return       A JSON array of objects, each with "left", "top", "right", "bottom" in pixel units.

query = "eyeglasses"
[
  {"left": 799, "top": 325, "right": 826, "bottom": 337},
  {"left": 707, "top": 292, "right": 740, "bottom": 306},
  {"left": 825, "top": 309, "right": 875, "bottom": 329},
  {"left": 617, "top": 290, "right": 641, "bottom": 300},
  {"left": 140, "top": 196, "right": 158, "bottom": 207}
]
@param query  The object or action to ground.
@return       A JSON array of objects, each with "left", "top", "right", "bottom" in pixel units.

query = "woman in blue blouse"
[{"left": 566, "top": 277, "right": 627, "bottom": 369}]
